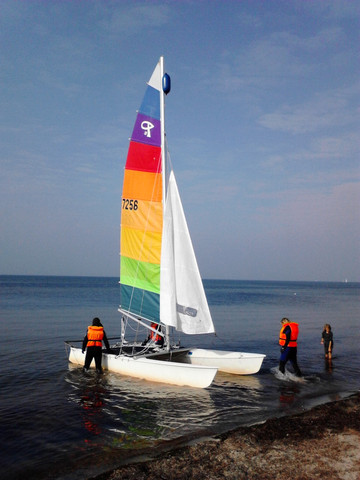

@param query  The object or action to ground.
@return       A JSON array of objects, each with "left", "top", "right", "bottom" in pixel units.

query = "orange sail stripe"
[{"left": 123, "top": 169, "right": 162, "bottom": 202}]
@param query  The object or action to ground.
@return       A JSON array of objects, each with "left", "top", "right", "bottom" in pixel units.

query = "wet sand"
[{"left": 92, "top": 392, "right": 360, "bottom": 480}]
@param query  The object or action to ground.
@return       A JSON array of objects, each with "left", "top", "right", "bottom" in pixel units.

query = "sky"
[{"left": 1, "top": 0, "right": 359, "bottom": 282}]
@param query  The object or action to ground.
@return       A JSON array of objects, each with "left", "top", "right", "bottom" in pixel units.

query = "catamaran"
[{"left": 66, "top": 57, "right": 265, "bottom": 388}]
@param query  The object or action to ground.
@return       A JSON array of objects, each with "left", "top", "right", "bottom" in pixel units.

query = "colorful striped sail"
[
  {"left": 120, "top": 61, "right": 163, "bottom": 321},
  {"left": 120, "top": 57, "right": 214, "bottom": 334}
]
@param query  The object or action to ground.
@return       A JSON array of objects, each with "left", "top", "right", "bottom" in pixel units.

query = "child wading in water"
[{"left": 321, "top": 324, "right": 333, "bottom": 359}]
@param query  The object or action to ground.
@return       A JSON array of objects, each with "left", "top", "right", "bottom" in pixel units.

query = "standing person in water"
[
  {"left": 82, "top": 317, "right": 110, "bottom": 373},
  {"left": 278, "top": 317, "right": 302, "bottom": 377},
  {"left": 321, "top": 324, "right": 334, "bottom": 359}
]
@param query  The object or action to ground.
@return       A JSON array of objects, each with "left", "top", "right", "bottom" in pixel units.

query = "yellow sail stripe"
[
  {"left": 121, "top": 200, "right": 162, "bottom": 233},
  {"left": 121, "top": 226, "right": 161, "bottom": 264}
]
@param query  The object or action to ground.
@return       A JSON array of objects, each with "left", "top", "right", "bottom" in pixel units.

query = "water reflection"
[
  {"left": 325, "top": 358, "right": 333, "bottom": 373},
  {"left": 80, "top": 385, "right": 106, "bottom": 438},
  {"left": 64, "top": 357, "right": 351, "bottom": 464},
  {"left": 278, "top": 383, "right": 300, "bottom": 407},
  {"left": 66, "top": 367, "right": 110, "bottom": 445},
  {"left": 65, "top": 365, "right": 217, "bottom": 451},
  {"left": 215, "top": 372, "right": 262, "bottom": 390}
]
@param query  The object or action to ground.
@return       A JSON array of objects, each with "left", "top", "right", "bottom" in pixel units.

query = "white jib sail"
[{"left": 160, "top": 170, "right": 215, "bottom": 334}]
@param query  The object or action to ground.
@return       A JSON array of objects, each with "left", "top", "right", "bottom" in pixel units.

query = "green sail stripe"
[{"left": 120, "top": 255, "right": 160, "bottom": 294}]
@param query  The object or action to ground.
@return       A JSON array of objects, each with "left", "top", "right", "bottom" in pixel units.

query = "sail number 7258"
[{"left": 122, "top": 199, "right": 138, "bottom": 211}]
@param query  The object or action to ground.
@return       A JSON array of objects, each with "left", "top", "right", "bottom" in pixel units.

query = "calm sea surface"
[{"left": 1, "top": 276, "right": 359, "bottom": 480}]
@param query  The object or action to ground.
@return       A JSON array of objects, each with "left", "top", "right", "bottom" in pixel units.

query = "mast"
[
  {"left": 160, "top": 56, "right": 171, "bottom": 349},
  {"left": 160, "top": 56, "right": 166, "bottom": 208}
]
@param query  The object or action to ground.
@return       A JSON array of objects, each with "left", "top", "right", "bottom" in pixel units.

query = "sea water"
[{"left": 1, "top": 276, "right": 359, "bottom": 480}]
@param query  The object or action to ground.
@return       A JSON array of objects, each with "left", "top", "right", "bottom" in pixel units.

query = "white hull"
[
  {"left": 183, "top": 348, "right": 266, "bottom": 375},
  {"left": 68, "top": 346, "right": 217, "bottom": 389}
]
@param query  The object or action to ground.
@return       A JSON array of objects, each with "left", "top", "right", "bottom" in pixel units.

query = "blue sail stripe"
[
  {"left": 120, "top": 284, "right": 159, "bottom": 322},
  {"left": 138, "top": 85, "right": 160, "bottom": 119}
]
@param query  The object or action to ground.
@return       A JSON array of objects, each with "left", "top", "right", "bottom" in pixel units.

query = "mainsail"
[
  {"left": 120, "top": 62, "right": 163, "bottom": 322},
  {"left": 120, "top": 57, "right": 214, "bottom": 335}
]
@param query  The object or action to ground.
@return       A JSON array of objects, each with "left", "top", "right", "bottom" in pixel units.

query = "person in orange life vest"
[
  {"left": 82, "top": 317, "right": 110, "bottom": 373},
  {"left": 279, "top": 317, "right": 302, "bottom": 377},
  {"left": 146, "top": 322, "right": 164, "bottom": 346}
]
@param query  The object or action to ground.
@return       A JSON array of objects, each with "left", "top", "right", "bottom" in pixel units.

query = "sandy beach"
[{"left": 93, "top": 392, "right": 360, "bottom": 480}]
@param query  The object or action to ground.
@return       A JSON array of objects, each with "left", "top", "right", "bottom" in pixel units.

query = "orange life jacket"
[
  {"left": 87, "top": 326, "right": 104, "bottom": 347},
  {"left": 150, "top": 322, "right": 162, "bottom": 342},
  {"left": 279, "top": 322, "right": 299, "bottom": 347}
]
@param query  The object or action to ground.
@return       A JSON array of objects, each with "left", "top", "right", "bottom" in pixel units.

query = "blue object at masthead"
[{"left": 162, "top": 73, "right": 171, "bottom": 95}]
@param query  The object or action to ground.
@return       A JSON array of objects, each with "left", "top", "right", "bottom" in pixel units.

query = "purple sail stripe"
[{"left": 131, "top": 113, "right": 161, "bottom": 147}]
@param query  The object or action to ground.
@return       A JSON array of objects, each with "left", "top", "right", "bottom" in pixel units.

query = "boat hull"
[
  {"left": 67, "top": 346, "right": 217, "bottom": 389},
  {"left": 182, "top": 348, "right": 266, "bottom": 375}
]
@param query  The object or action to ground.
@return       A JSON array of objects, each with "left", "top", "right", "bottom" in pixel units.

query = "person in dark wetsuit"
[
  {"left": 82, "top": 317, "right": 110, "bottom": 373},
  {"left": 278, "top": 317, "right": 302, "bottom": 377},
  {"left": 321, "top": 324, "right": 333, "bottom": 359}
]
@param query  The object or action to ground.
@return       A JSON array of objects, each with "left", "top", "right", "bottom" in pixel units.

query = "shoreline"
[{"left": 92, "top": 391, "right": 360, "bottom": 480}]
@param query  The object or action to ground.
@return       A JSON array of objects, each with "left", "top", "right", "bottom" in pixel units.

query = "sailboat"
[{"left": 66, "top": 57, "right": 265, "bottom": 388}]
